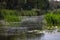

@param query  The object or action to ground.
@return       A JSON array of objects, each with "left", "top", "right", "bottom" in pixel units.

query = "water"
[
  {"left": 41, "top": 33, "right": 60, "bottom": 40},
  {"left": 0, "top": 27, "right": 60, "bottom": 40},
  {"left": 0, "top": 32, "right": 60, "bottom": 40}
]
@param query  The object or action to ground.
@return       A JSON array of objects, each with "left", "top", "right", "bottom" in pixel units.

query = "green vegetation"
[
  {"left": 1, "top": 9, "right": 38, "bottom": 21},
  {"left": 38, "top": 0, "right": 49, "bottom": 10},
  {"left": 45, "top": 10, "right": 60, "bottom": 29},
  {"left": 0, "top": 9, "right": 38, "bottom": 26},
  {"left": 1, "top": 0, "right": 49, "bottom": 10},
  {"left": 1, "top": 9, "right": 37, "bottom": 22},
  {"left": 4, "top": 15, "right": 20, "bottom": 22},
  {"left": 1, "top": 9, "right": 37, "bottom": 16},
  {"left": 0, "top": 10, "right": 4, "bottom": 20},
  {"left": 1, "top": 9, "right": 18, "bottom": 16},
  {"left": 1, "top": 9, "right": 21, "bottom": 22},
  {"left": 20, "top": 10, "right": 37, "bottom": 16}
]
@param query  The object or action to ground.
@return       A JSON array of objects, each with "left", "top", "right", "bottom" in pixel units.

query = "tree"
[
  {"left": 6, "top": 0, "right": 17, "bottom": 9},
  {"left": 0, "top": 10, "right": 4, "bottom": 20},
  {"left": 37, "top": 0, "right": 49, "bottom": 10},
  {"left": 36, "top": 0, "right": 49, "bottom": 15}
]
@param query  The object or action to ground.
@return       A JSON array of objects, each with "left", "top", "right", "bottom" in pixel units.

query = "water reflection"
[
  {"left": 0, "top": 33, "right": 44, "bottom": 40},
  {"left": 41, "top": 32, "right": 60, "bottom": 40},
  {"left": 1, "top": 32, "right": 60, "bottom": 40},
  {"left": 0, "top": 28, "right": 60, "bottom": 40}
]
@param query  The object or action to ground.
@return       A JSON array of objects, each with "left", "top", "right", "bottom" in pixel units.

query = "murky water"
[
  {"left": 0, "top": 27, "right": 60, "bottom": 40},
  {"left": 41, "top": 33, "right": 60, "bottom": 40},
  {"left": 0, "top": 32, "right": 60, "bottom": 40},
  {"left": 25, "top": 32, "right": 60, "bottom": 40}
]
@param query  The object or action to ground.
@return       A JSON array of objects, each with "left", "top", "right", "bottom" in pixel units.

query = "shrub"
[
  {"left": 20, "top": 10, "right": 37, "bottom": 16},
  {"left": 1, "top": 9, "right": 18, "bottom": 16},
  {"left": 4, "top": 15, "right": 22, "bottom": 22},
  {"left": 1, "top": 9, "right": 37, "bottom": 16},
  {"left": 0, "top": 11, "right": 4, "bottom": 20},
  {"left": 45, "top": 12, "right": 60, "bottom": 26},
  {"left": 1, "top": 9, "right": 38, "bottom": 26},
  {"left": 4, "top": 15, "right": 22, "bottom": 27}
]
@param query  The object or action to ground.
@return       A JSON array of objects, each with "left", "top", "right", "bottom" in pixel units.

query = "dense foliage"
[
  {"left": 0, "top": 0, "right": 49, "bottom": 10},
  {"left": 37, "top": 0, "right": 49, "bottom": 10},
  {"left": 0, "top": 10, "right": 4, "bottom": 20},
  {"left": 45, "top": 11, "right": 60, "bottom": 26},
  {"left": 1, "top": 9, "right": 37, "bottom": 16},
  {"left": 0, "top": 9, "right": 38, "bottom": 22},
  {"left": 1, "top": 9, "right": 21, "bottom": 22},
  {"left": 0, "top": 0, "right": 49, "bottom": 27}
]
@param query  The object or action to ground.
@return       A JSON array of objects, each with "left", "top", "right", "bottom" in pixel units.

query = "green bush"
[
  {"left": 1, "top": 9, "right": 37, "bottom": 22},
  {"left": 4, "top": 15, "right": 22, "bottom": 22},
  {"left": 1, "top": 9, "right": 38, "bottom": 26},
  {"left": 4, "top": 15, "right": 22, "bottom": 26},
  {"left": 45, "top": 11, "right": 60, "bottom": 26},
  {"left": 1, "top": 9, "right": 37, "bottom": 16},
  {"left": 1, "top": 9, "right": 18, "bottom": 16},
  {"left": 20, "top": 10, "right": 37, "bottom": 16}
]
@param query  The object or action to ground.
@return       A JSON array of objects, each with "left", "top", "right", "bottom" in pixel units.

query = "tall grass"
[
  {"left": 1, "top": 9, "right": 37, "bottom": 16},
  {"left": 45, "top": 11, "right": 60, "bottom": 28},
  {"left": 20, "top": 10, "right": 37, "bottom": 16},
  {"left": 1, "top": 9, "right": 38, "bottom": 26}
]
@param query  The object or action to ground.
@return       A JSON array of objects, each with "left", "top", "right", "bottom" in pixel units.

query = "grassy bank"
[
  {"left": 1, "top": 9, "right": 37, "bottom": 16},
  {"left": 1, "top": 9, "right": 38, "bottom": 22},
  {"left": 0, "top": 9, "right": 38, "bottom": 26},
  {"left": 45, "top": 10, "right": 60, "bottom": 29}
]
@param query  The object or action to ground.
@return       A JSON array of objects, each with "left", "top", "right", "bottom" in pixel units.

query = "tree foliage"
[
  {"left": 0, "top": 10, "right": 4, "bottom": 20},
  {"left": 0, "top": 0, "right": 49, "bottom": 10},
  {"left": 37, "top": 0, "right": 49, "bottom": 10}
]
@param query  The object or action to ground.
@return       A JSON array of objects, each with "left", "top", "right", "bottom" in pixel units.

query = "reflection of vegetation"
[
  {"left": 0, "top": 23, "right": 3, "bottom": 27},
  {"left": 9, "top": 31, "right": 44, "bottom": 40}
]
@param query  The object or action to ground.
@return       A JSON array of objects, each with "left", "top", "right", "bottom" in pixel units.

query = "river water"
[
  {"left": 0, "top": 32, "right": 60, "bottom": 40},
  {"left": 24, "top": 32, "right": 60, "bottom": 40},
  {"left": 0, "top": 27, "right": 60, "bottom": 40}
]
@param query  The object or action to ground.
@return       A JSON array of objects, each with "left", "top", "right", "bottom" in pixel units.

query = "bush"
[
  {"left": 20, "top": 10, "right": 37, "bottom": 16},
  {"left": 1, "top": 9, "right": 22, "bottom": 22},
  {"left": 1, "top": 9, "right": 37, "bottom": 16},
  {"left": 1, "top": 9, "right": 18, "bottom": 16},
  {"left": 45, "top": 11, "right": 60, "bottom": 26},
  {"left": 4, "top": 15, "right": 22, "bottom": 22},
  {"left": 0, "top": 11, "right": 4, "bottom": 20},
  {"left": 1, "top": 9, "right": 38, "bottom": 26}
]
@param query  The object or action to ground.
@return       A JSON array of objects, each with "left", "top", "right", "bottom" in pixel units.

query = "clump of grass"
[
  {"left": 4, "top": 15, "right": 21, "bottom": 22},
  {"left": 1, "top": 9, "right": 38, "bottom": 16},
  {"left": 1, "top": 9, "right": 38, "bottom": 26},
  {"left": 45, "top": 11, "right": 60, "bottom": 29},
  {"left": 20, "top": 10, "right": 37, "bottom": 16}
]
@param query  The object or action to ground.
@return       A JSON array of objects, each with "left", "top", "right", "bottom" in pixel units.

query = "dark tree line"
[
  {"left": 0, "top": 0, "right": 49, "bottom": 10},
  {"left": 0, "top": 0, "right": 49, "bottom": 20},
  {"left": 6, "top": 0, "right": 18, "bottom": 9}
]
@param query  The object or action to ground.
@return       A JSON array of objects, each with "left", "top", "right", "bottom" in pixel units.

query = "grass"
[
  {"left": 1, "top": 9, "right": 38, "bottom": 22},
  {"left": 20, "top": 10, "right": 37, "bottom": 16},
  {"left": 1, "top": 9, "right": 38, "bottom": 16},
  {"left": 4, "top": 15, "right": 21, "bottom": 22},
  {"left": 45, "top": 10, "right": 60, "bottom": 29},
  {"left": 1, "top": 9, "right": 38, "bottom": 26}
]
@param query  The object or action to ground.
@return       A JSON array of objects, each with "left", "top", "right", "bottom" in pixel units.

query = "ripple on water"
[{"left": 41, "top": 32, "right": 60, "bottom": 40}]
